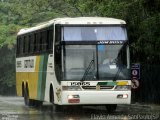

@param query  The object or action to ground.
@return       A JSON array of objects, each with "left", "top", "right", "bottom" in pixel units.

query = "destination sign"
[{"left": 98, "top": 40, "right": 125, "bottom": 44}]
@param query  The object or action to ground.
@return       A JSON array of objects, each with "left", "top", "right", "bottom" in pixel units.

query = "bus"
[{"left": 16, "top": 17, "right": 131, "bottom": 112}]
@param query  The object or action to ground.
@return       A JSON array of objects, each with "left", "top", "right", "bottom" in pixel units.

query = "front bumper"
[{"left": 60, "top": 90, "right": 131, "bottom": 105}]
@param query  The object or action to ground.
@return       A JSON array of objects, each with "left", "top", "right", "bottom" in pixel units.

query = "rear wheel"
[
  {"left": 23, "top": 88, "right": 28, "bottom": 105},
  {"left": 105, "top": 104, "right": 117, "bottom": 113},
  {"left": 24, "top": 85, "right": 37, "bottom": 107},
  {"left": 24, "top": 87, "right": 32, "bottom": 106},
  {"left": 34, "top": 100, "right": 43, "bottom": 107}
]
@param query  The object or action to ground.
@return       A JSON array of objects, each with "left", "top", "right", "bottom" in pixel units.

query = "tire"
[
  {"left": 34, "top": 100, "right": 43, "bottom": 107},
  {"left": 24, "top": 88, "right": 28, "bottom": 106},
  {"left": 50, "top": 85, "right": 54, "bottom": 104},
  {"left": 54, "top": 104, "right": 63, "bottom": 112},
  {"left": 23, "top": 86, "right": 33, "bottom": 106},
  {"left": 105, "top": 104, "right": 117, "bottom": 113}
]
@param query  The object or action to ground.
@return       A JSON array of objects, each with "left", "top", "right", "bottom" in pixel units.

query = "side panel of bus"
[{"left": 16, "top": 54, "right": 49, "bottom": 101}]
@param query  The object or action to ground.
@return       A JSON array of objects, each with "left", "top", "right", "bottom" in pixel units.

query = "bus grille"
[{"left": 82, "top": 86, "right": 114, "bottom": 90}]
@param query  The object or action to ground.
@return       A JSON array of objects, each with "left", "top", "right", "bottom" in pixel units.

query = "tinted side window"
[
  {"left": 16, "top": 37, "right": 20, "bottom": 55},
  {"left": 42, "top": 31, "right": 47, "bottom": 51},
  {"left": 29, "top": 34, "right": 34, "bottom": 53},
  {"left": 20, "top": 37, "right": 23, "bottom": 55},
  {"left": 39, "top": 32, "right": 43, "bottom": 51},
  {"left": 24, "top": 36, "right": 29, "bottom": 54},
  {"left": 47, "top": 30, "right": 53, "bottom": 51},
  {"left": 34, "top": 33, "right": 39, "bottom": 53},
  {"left": 17, "top": 27, "right": 54, "bottom": 57}
]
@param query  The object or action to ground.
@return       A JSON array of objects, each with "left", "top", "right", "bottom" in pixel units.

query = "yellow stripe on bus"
[{"left": 117, "top": 81, "right": 128, "bottom": 85}]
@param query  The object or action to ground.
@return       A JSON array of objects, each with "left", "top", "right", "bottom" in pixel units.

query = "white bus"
[{"left": 16, "top": 17, "right": 131, "bottom": 112}]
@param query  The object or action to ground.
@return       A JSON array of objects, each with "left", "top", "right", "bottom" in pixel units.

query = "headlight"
[
  {"left": 62, "top": 86, "right": 82, "bottom": 91},
  {"left": 115, "top": 85, "right": 131, "bottom": 90},
  {"left": 117, "top": 94, "right": 128, "bottom": 99}
]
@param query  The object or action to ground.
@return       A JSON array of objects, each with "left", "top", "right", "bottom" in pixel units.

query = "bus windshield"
[{"left": 62, "top": 45, "right": 130, "bottom": 81}]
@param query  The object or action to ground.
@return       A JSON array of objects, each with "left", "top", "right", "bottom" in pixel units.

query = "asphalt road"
[{"left": 0, "top": 96, "right": 159, "bottom": 120}]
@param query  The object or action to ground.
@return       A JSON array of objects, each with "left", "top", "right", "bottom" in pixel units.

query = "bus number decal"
[{"left": 70, "top": 82, "right": 90, "bottom": 86}]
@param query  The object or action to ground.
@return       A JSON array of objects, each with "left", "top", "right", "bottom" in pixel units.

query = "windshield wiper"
[
  {"left": 81, "top": 60, "right": 94, "bottom": 81},
  {"left": 113, "top": 66, "right": 122, "bottom": 81}
]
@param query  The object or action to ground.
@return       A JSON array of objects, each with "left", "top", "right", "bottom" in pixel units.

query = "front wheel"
[
  {"left": 54, "top": 104, "right": 63, "bottom": 112},
  {"left": 34, "top": 100, "right": 43, "bottom": 107},
  {"left": 105, "top": 104, "right": 117, "bottom": 113}
]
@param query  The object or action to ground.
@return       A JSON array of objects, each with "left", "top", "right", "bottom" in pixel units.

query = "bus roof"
[{"left": 17, "top": 17, "right": 126, "bottom": 36}]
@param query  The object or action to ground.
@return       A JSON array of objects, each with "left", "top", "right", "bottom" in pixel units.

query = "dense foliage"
[{"left": 0, "top": 0, "right": 160, "bottom": 96}]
